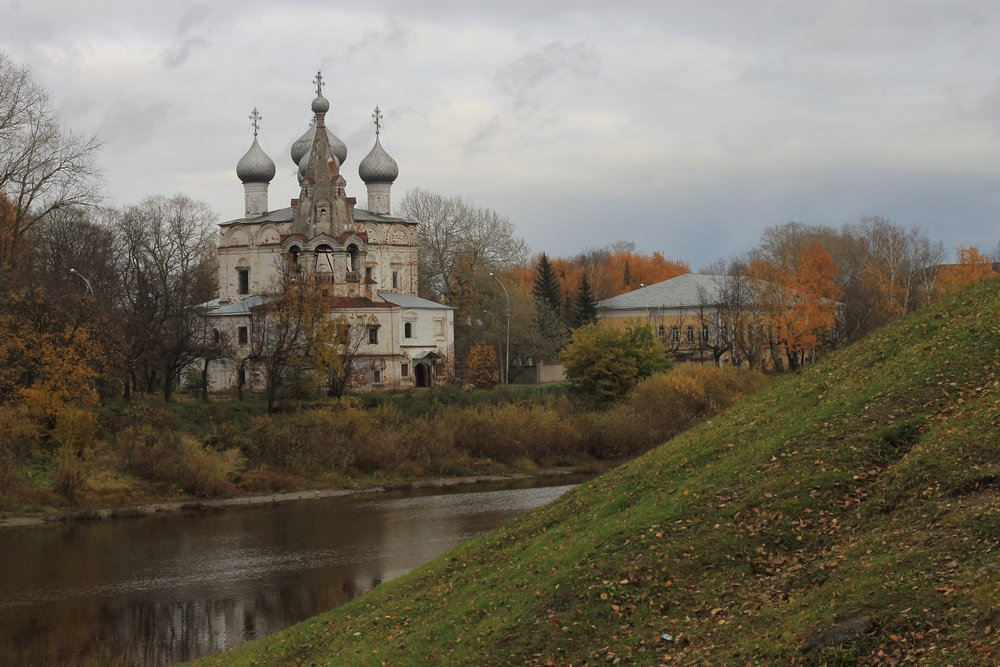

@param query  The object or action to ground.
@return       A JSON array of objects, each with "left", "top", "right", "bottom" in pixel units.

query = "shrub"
[
  {"left": 560, "top": 322, "right": 672, "bottom": 401},
  {"left": 114, "top": 423, "right": 235, "bottom": 497}
]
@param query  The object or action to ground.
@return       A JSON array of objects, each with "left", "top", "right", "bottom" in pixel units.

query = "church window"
[
  {"left": 401, "top": 363, "right": 409, "bottom": 378},
  {"left": 373, "top": 369, "right": 383, "bottom": 384},
  {"left": 237, "top": 268, "right": 249, "bottom": 295},
  {"left": 289, "top": 246, "right": 301, "bottom": 268},
  {"left": 656, "top": 324, "right": 665, "bottom": 339},
  {"left": 434, "top": 317, "right": 445, "bottom": 339},
  {"left": 237, "top": 368, "right": 246, "bottom": 387},
  {"left": 347, "top": 244, "right": 360, "bottom": 273},
  {"left": 365, "top": 266, "right": 373, "bottom": 282},
  {"left": 701, "top": 324, "right": 709, "bottom": 343},
  {"left": 670, "top": 326, "right": 680, "bottom": 344},
  {"left": 368, "top": 327, "right": 378, "bottom": 345},
  {"left": 238, "top": 326, "right": 248, "bottom": 345},
  {"left": 211, "top": 329, "right": 220, "bottom": 344},
  {"left": 404, "top": 322, "right": 413, "bottom": 338},
  {"left": 392, "top": 271, "right": 398, "bottom": 289},
  {"left": 686, "top": 325, "right": 695, "bottom": 344}
]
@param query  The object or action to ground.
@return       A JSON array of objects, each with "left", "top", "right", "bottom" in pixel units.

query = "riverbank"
[
  {"left": 0, "top": 467, "right": 592, "bottom": 530},
  {"left": 0, "top": 369, "right": 767, "bottom": 521},
  {"left": 191, "top": 279, "right": 1000, "bottom": 666}
]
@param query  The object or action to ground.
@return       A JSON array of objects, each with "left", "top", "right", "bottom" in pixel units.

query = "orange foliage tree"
[
  {"left": 936, "top": 246, "right": 996, "bottom": 297},
  {"left": 749, "top": 244, "right": 841, "bottom": 370}
]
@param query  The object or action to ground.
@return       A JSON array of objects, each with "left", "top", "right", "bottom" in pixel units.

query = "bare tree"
[
  {"left": 114, "top": 194, "right": 217, "bottom": 401},
  {"left": 398, "top": 188, "right": 527, "bottom": 310},
  {"left": 0, "top": 52, "right": 102, "bottom": 272}
]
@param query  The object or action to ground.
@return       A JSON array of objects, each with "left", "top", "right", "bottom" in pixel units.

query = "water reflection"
[{"left": 0, "top": 478, "right": 582, "bottom": 666}]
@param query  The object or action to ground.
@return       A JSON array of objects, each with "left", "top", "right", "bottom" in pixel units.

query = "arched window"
[
  {"left": 404, "top": 322, "right": 413, "bottom": 338},
  {"left": 656, "top": 324, "right": 665, "bottom": 338},
  {"left": 347, "top": 244, "right": 360, "bottom": 273},
  {"left": 701, "top": 324, "right": 709, "bottom": 343},
  {"left": 685, "top": 325, "right": 695, "bottom": 344},
  {"left": 670, "top": 326, "right": 680, "bottom": 344},
  {"left": 288, "top": 245, "right": 301, "bottom": 268}
]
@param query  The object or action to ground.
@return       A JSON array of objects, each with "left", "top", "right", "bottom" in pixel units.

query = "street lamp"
[
  {"left": 69, "top": 268, "right": 94, "bottom": 294},
  {"left": 489, "top": 272, "right": 510, "bottom": 385}
]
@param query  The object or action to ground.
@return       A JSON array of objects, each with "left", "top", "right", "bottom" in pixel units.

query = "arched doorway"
[{"left": 415, "top": 363, "right": 430, "bottom": 388}]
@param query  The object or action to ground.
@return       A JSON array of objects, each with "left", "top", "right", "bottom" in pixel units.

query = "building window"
[
  {"left": 368, "top": 327, "right": 378, "bottom": 345},
  {"left": 237, "top": 268, "right": 249, "bottom": 295},
  {"left": 404, "top": 322, "right": 413, "bottom": 338},
  {"left": 656, "top": 324, "right": 665, "bottom": 339},
  {"left": 701, "top": 324, "right": 709, "bottom": 343},
  {"left": 365, "top": 266, "right": 373, "bottom": 282},
  {"left": 373, "top": 369, "right": 382, "bottom": 384},
  {"left": 211, "top": 328, "right": 220, "bottom": 344},
  {"left": 238, "top": 326, "right": 248, "bottom": 345},
  {"left": 392, "top": 270, "right": 399, "bottom": 289},
  {"left": 237, "top": 368, "right": 246, "bottom": 386},
  {"left": 670, "top": 326, "right": 680, "bottom": 344},
  {"left": 685, "top": 325, "right": 695, "bottom": 344},
  {"left": 401, "top": 363, "right": 409, "bottom": 378},
  {"left": 434, "top": 317, "right": 445, "bottom": 339}
]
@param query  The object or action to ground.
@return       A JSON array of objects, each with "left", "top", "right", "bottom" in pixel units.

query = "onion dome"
[
  {"left": 312, "top": 92, "right": 330, "bottom": 114},
  {"left": 236, "top": 136, "right": 276, "bottom": 184},
  {"left": 358, "top": 135, "right": 398, "bottom": 184},
  {"left": 290, "top": 122, "right": 348, "bottom": 168}
]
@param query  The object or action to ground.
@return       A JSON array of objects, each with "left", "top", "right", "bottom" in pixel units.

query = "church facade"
[{"left": 202, "top": 74, "right": 455, "bottom": 393}]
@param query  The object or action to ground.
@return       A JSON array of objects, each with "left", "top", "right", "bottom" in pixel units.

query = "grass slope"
[{"left": 192, "top": 279, "right": 1000, "bottom": 666}]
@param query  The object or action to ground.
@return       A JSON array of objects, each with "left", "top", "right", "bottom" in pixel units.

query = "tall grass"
[{"left": 1, "top": 365, "right": 769, "bottom": 509}]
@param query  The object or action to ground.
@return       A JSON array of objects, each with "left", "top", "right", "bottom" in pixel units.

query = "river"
[{"left": 0, "top": 475, "right": 587, "bottom": 666}]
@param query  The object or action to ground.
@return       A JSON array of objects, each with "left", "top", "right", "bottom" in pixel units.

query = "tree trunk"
[
  {"left": 164, "top": 365, "right": 173, "bottom": 402},
  {"left": 201, "top": 359, "right": 209, "bottom": 402}
]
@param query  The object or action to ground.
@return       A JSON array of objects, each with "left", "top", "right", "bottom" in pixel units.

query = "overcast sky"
[{"left": 5, "top": 0, "right": 1000, "bottom": 268}]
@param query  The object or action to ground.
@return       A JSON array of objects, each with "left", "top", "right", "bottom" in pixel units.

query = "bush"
[
  {"left": 114, "top": 423, "right": 236, "bottom": 497},
  {"left": 560, "top": 322, "right": 672, "bottom": 402}
]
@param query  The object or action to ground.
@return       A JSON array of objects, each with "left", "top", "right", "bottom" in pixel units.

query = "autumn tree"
[
  {"left": 936, "top": 246, "right": 996, "bottom": 296},
  {"left": 560, "top": 322, "right": 672, "bottom": 402},
  {"left": 0, "top": 52, "right": 102, "bottom": 273},
  {"left": 466, "top": 342, "right": 500, "bottom": 388},
  {"left": 750, "top": 244, "right": 841, "bottom": 371}
]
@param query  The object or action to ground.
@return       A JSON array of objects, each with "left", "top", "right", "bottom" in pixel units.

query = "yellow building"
[{"left": 595, "top": 273, "right": 778, "bottom": 369}]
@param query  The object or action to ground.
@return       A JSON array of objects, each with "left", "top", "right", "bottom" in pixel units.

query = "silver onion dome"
[
  {"left": 312, "top": 93, "right": 330, "bottom": 114},
  {"left": 290, "top": 121, "right": 348, "bottom": 168},
  {"left": 358, "top": 135, "right": 398, "bottom": 184},
  {"left": 236, "top": 137, "right": 276, "bottom": 184}
]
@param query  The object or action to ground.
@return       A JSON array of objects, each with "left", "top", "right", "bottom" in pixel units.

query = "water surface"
[{"left": 0, "top": 476, "right": 584, "bottom": 666}]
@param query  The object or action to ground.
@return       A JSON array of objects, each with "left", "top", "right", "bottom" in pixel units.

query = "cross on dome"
[
  {"left": 249, "top": 107, "right": 261, "bottom": 137},
  {"left": 372, "top": 106, "right": 383, "bottom": 135},
  {"left": 313, "top": 71, "right": 324, "bottom": 96}
]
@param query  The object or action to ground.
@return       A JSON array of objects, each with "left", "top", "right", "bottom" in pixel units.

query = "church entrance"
[{"left": 415, "top": 363, "right": 430, "bottom": 388}]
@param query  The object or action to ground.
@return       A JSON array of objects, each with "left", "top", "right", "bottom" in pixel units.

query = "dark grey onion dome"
[
  {"left": 312, "top": 93, "right": 330, "bottom": 114},
  {"left": 290, "top": 122, "right": 348, "bottom": 167},
  {"left": 358, "top": 135, "right": 398, "bottom": 183},
  {"left": 236, "top": 137, "right": 276, "bottom": 184}
]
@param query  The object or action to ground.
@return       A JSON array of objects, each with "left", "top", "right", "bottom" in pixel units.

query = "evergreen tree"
[
  {"left": 533, "top": 253, "right": 562, "bottom": 316},
  {"left": 572, "top": 274, "right": 599, "bottom": 327}
]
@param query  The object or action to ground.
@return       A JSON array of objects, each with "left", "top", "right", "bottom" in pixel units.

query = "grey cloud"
[
  {"left": 335, "top": 15, "right": 410, "bottom": 64},
  {"left": 495, "top": 40, "right": 600, "bottom": 108},
  {"left": 465, "top": 115, "right": 503, "bottom": 154},
  {"left": 163, "top": 5, "right": 213, "bottom": 68},
  {"left": 97, "top": 100, "right": 172, "bottom": 149}
]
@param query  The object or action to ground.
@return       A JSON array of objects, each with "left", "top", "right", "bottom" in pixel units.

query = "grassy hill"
[{"left": 191, "top": 278, "right": 1000, "bottom": 666}]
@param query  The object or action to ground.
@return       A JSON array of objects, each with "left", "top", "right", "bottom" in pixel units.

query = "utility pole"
[{"left": 489, "top": 272, "right": 510, "bottom": 385}]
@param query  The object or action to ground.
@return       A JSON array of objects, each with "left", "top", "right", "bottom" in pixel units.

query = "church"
[{"left": 202, "top": 73, "right": 455, "bottom": 393}]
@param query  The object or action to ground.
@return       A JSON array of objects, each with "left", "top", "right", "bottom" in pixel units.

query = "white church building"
[{"left": 202, "top": 73, "right": 455, "bottom": 393}]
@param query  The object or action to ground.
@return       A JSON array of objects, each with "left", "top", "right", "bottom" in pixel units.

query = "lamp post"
[
  {"left": 489, "top": 272, "right": 510, "bottom": 385},
  {"left": 69, "top": 268, "right": 94, "bottom": 294}
]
